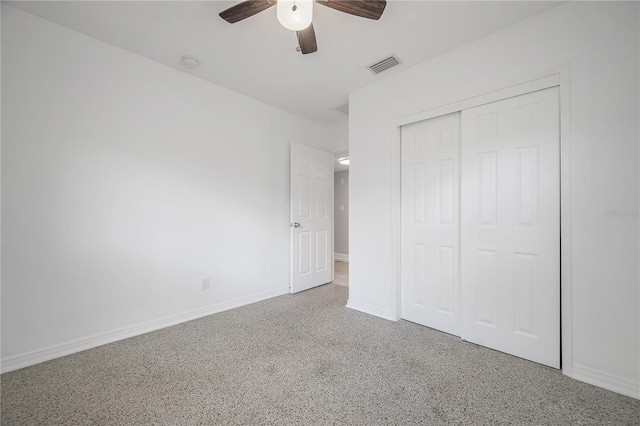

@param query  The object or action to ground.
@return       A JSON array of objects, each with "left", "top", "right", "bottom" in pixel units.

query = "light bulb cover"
[
  {"left": 338, "top": 157, "right": 349, "bottom": 165},
  {"left": 277, "top": 0, "right": 313, "bottom": 31}
]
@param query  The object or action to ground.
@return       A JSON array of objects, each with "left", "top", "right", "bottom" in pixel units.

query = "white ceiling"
[{"left": 7, "top": 1, "right": 562, "bottom": 124}]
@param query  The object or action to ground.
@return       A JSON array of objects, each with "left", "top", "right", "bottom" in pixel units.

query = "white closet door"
[
  {"left": 460, "top": 87, "right": 560, "bottom": 368},
  {"left": 401, "top": 112, "right": 461, "bottom": 336}
]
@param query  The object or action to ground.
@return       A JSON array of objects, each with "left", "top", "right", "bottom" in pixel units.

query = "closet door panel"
[
  {"left": 460, "top": 87, "right": 560, "bottom": 368},
  {"left": 401, "top": 112, "right": 461, "bottom": 336}
]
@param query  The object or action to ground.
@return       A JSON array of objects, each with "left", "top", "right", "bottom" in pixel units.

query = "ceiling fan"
[{"left": 219, "top": 0, "right": 386, "bottom": 54}]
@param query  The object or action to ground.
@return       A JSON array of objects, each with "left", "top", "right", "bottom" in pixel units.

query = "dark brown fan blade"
[
  {"left": 315, "top": 0, "right": 386, "bottom": 20},
  {"left": 219, "top": 0, "right": 276, "bottom": 23},
  {"left": 297, "top": 23, "right": 318, "bottom": 55}
]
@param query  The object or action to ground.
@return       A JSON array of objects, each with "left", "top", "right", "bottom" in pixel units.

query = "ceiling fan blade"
[
  {"left": 297, "top": 23, "right": 318, "bottom": 55},
  {"left": 315, "top": 0, "right": 386, "bottom": 20},
  {"left": 219, "top": 0, "right": 276, "bottom": 23}
]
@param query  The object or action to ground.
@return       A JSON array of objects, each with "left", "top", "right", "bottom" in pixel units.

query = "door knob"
[{"left": 292, "top": 222, "right": 301, "bottom": 228}]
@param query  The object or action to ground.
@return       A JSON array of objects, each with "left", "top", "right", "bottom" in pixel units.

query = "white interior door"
[
  {"left": 401, "top": 112, "right": 461, "bottom": 336},
  {"left": 460, "top": 87, "right": 560, "bottom": 368},
  {"left": 291, "top": 143, "right": 333, "bottom": 293}
]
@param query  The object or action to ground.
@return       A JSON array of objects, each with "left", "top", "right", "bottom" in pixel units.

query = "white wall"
[
  {"left": 349, "top": 2, "right": 639, "bottom": 398},
  {"left": 1, "top": 6, "right": 338, "bottom": 369},
  {"left": 325, "top": 120, "right": 349, "bottom": 151}
]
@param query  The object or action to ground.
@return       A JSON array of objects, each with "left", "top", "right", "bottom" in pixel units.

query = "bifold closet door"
[
  {"left": 401, "top": 112, "right": 461, "bottom": 336},
  {"left": 460, "top": 87, "right": 560, "bottom": 368}
]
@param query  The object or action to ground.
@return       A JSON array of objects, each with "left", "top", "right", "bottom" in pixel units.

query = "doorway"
[
  {"left": 400, "top": 87, "right": 561, "bottom": 368},
  {"left": 333, "top": 149, "right": 349, "bottom": 286}
]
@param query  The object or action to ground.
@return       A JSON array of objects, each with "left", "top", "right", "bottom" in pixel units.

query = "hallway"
[{"left": 333, "top": 260, "right": 349, "bottom": 286}]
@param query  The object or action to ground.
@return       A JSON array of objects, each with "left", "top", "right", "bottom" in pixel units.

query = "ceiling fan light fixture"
[{"left": 277, "top": 0, "right": 313, "bottom": 31}]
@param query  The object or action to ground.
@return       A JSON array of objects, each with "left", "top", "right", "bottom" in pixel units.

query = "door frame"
[
  {"left": 331, "top": 145, "right": 349, "bottom": 282},
  {"left": 390, "top": 65, "right": 573, "bottom": 376}
]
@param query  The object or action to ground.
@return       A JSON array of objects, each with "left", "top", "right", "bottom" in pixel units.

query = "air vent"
[{"left": 368, "top": 55, "right": 401, "bottom": 74}]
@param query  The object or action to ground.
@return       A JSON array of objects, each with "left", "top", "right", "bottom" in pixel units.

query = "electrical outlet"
[{"left": 201, "top": 278, "right": 210, "bottom": 291}]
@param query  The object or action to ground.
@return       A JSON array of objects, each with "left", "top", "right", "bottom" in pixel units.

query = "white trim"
[
  {"left": 334, "top": 253, "right": 349, "bottom": 262},
  {"left": 332, "top": 149, "right": 336, "bottom": 286},
  {"left": 558, "top": 65, "right": 573, "bottom": 377},
  {"left": 346, "top": 299, "right": 396, "bottom": 321},
  {"left": 395, "top": 68, "right": 562, "bottom": 127},
  {"left": 1, "top": 286, "right": 290, "bottom": 373},
  {"left": 391, "top": 124, "right": 403, "bottom": 322},
  {"left": 392, "top": 65, "right": 573, "bottom": 376},
  {"left": 573, "top": 364, "right": 640, "bottom": 400}
]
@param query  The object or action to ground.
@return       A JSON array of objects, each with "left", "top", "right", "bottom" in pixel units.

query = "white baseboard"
[
  {"left": 346, "top": 299, "right": 396, "bottom": 321},
  {"left": 572, "top": 363, "right": 640, "bottom": 399},
  {"left": 1, "top": 286, "right": 290, "bottom": 374},
  {"left": 334, "top": 253, "right": 349, "bottom": 262}
]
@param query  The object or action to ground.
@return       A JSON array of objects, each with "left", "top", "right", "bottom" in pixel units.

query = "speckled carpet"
[{"left": 2, "top": 284, "right": 639, "bottom": 425}]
